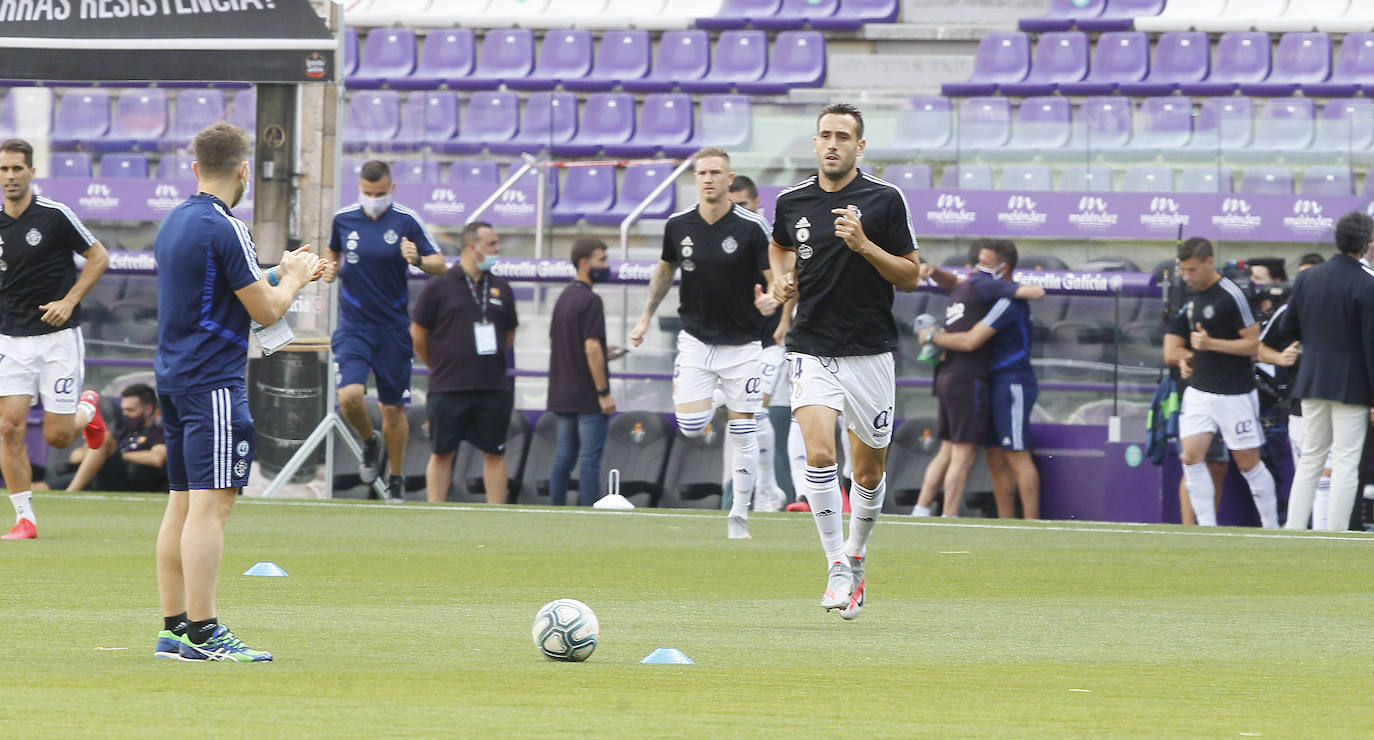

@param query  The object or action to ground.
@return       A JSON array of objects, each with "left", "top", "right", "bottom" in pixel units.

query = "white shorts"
[
  {"left": 0, "top": 327, "right": 85, "bottom": 414},
  {"left": 788, "top": 351, "right": 895, "bottom": 449},
  {"left": 1179, "top": 386, "right": 1262, "bottom": 452},
  {"left": 673, "top": 331, "right": 763, "bottom": 413},
  {"left": 1287, "top": 413, "right": 1335, "bottom": 470},
  {"left": 757, "top": 343, "right": 786, "bottom": 401}
]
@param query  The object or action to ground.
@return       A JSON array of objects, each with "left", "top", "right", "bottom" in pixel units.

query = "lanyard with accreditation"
[{"left": 465, "top": 271, "right": 499, "bottom": 356}]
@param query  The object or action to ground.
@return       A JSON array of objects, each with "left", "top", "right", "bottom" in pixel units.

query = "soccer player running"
[
  {"left": 768, "top": 104, "right": 921, "bottom": 618},
  {"left": 153, "top": 122, "right": 324, "bottom": 661},
  {"left": 323, "top": 160, "right": 446, "bottom": 502},
  {"left": 0, "top": 138, "right": 110, "bottom": 541},
  {"left": 628, "top": 146, "right": 773, "bottom": 540},
  {"left": 1163, "top": 237, "right": 1278, "bottom": 528}
]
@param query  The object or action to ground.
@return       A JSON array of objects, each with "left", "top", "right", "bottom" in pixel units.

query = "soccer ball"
[{"left": 531, "top": 599, "right": 599, "bottom": 662}]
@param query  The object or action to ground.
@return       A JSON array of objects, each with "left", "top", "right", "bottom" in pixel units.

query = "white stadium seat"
[{"left": 1134, "top": 0, "right": 1227, "bottom": 32}]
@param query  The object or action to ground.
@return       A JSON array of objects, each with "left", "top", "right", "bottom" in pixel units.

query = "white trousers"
[{"left": 1284, "top": 399, "right": 1368, "bottom": 531}]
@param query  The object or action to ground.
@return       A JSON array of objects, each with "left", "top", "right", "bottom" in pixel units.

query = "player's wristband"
[
  {"left": 266, "top": 267, "right": 280, "bottom": 287},
  {"left": 597, "top": 388, "right": 610, "bottom": 397}
]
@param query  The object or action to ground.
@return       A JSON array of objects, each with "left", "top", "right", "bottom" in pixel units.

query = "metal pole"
[
  {"left": 617, "top": 158, "right": 692, "bottom": 345},
  {"left": 535, "top": 160, "right": 547, "bottom": 258},
  {"left": 468, "top": 154, "right": 536, "bottom": 224}
]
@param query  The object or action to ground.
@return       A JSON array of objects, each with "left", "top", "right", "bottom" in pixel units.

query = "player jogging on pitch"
[
  {"left": 769, "top": 103, "right": 920, "bottom": 619},
  {"left": 629, "top": 146, "right": 774, "bottom": 540},
  {"left": 0, "top": 138, "right": 109, "bottom": 541}
]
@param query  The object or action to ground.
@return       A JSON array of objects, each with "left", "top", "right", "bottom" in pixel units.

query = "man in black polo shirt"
[
  {"left": 546, "top": 237, "right": 616, "bottom": 506},
  {"left": 1163, "top": 237, "right": 1278, "bottom": 528},
  {"left": 67, "top": 383, "right": 168, "bottom": 492},
  {"left": 411, "top": 221, "right": 518, "bottom": 504}
]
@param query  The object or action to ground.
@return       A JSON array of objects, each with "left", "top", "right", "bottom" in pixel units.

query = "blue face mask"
[
  {"left": 588, "top": 267, "right": 611, "bottom": 283},
  {"left": 477, "top": 251, "right": 499, "bottom": 272}
]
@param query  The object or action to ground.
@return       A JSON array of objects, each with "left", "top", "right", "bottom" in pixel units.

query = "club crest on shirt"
[
  {"left": 25, "top": 228, "right": 41, "bottom": 247},
  {"left": 798, "top": 244, "right": 813, "bottom": 260},
  {"left": 721, "top": 235, "right": 738, "bottom": 254},
  {"left": 681, "top": 245, "right": 693, "bottom": 258},
  {"left": 383, "top": 229, "right": 399, "bottom": 245},
  {"left": 796, "top": 228, "right": 810, "bottom": 242},
  {"left": 234, "top": 460, "right": 248, "bottom": 478},
  {"left": 1203, "top": 305, "right": 1215, "bottom": 320},
  {"left": 346, "top": 252, "right": 360, "bottom": 264},
  {"left": 236, "top": 441, "right": 249, "bottom": 457},
  {"left": 681, "top": 258, "right": 696, "bottom": 272}
]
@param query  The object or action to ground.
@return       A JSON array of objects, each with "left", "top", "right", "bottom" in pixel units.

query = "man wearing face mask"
[
  {"left": 66, "top": 383, "right": 168, "bottom": 493},
  {"left": 324, "top": 160, "right": 446, "bottom": 502},
  {"left": 411, "top": 221, "right": 518, "bottom": 504},
  {"left": 546, "top": 237, "right": 617, "bottom": 506}
]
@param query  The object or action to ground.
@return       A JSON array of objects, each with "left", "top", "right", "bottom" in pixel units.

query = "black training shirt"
[
  {"left": 1166, "top": 276, "right": 1256, "bottom": 395},
  {"left": 772, "top": 172, "right": 918, "bottom": 357},
  {"left": 411, "top": 268, "right": 519, "bottom": 393},
  {"left": 0, "top": 196, "right": 97, "bottom": 336},
  {"left": 547, "top": 280, "right": 607, "bottom": 415},
  {"left": 660, "top": 203, "right": 771, "bottom": 346}
]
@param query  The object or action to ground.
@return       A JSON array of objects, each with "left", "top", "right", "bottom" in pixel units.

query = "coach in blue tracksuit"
[
  {"left": 153, "top": 122, "right": 324, "bottom": 661},
  {"left": 323, "top": 160, "right": 446, "bottom": 502}
]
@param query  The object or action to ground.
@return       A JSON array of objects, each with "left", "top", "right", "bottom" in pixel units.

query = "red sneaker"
[
  {"left": 80, "top": 390, "right": 106, "bottom": 450},
  {"left": 2, "top": 518, "right": 36, "bottom": 540}
]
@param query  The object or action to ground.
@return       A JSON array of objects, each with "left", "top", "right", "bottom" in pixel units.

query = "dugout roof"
[{"left": 0, "top": 1, "right": 334, "bottom": 83}]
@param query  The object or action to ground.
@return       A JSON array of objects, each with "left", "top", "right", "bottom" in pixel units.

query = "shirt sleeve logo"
[
  {"left": 25, "top": 228, "right": 41, "bottom": 247},
  {"left": 681, "top": 259, "right": 696, "bottom": 272},
  {"left": 797, "top": 245, "right": 813, "bottom": 260}
]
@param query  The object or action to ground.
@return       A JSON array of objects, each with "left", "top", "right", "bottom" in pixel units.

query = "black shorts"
[
  {"left": 427, "top": 390, "right": 513, "bottom": 456},
  {"left": 935, "top": 371, "right": 989, "bottom": 445}
]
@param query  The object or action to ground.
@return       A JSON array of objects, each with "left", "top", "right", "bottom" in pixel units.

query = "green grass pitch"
[{"left": 4, "top": 493, "right": 1374, "bottom": 738}]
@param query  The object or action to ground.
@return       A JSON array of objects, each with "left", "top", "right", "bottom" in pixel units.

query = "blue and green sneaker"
[
  {"left": 155, "top": 630, "right": 191, "bottom": 659},
  {"left": 178, "top": 625, "right": 273, "bottom": 662}
]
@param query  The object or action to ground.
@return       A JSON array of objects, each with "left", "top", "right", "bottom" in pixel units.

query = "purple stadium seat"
[
  {"left": 490, "top": 92, "right": 578, "bottom": 155},
  {"left": 737, "top": 31, "right": 826, "bottom": 94},
  {"left": 157, "top": 154, "right": 195, "bottom": 180},
  {"left": 451, "top": 29, "right": 535, "bottom": 91},
  {"left": 1120, "top": 165, "right": 1174, "bottom": 192},
  {"left": 621, "top": 30, "right": 710, "bottom": 93},
  {"left": 436, "top": 91, "right": 518, "bottom": 155},
  {"left": 394, "top": 29, "right": 475, "bottom": 90},
  {"left": 999, "top": 97, "right": 1073, "bottom": 156},
  {"left": 1059, "top": 31, "right": 1149, "bottom": 96},
  {"left": 1076, "top": 0, "right": 1165, "bottom": 31},
  {"left": 350, "top": 29, "right": 417, "bottom": 89},
  {"left": 225, "top": 90, "right": 256, "bottom": 135},
  {"left": 586, "top": 163, "right": 677, "bottom": 226},
  {"left": 52, "top": 89, "right": 110, "bottom": 150},
  {"left": 1117, "top": 32, "right": 1209, "bottom": 96},
  {"left": 1240, "top": 33, "right": 1332, "bottom": 96},
  {"left": 811, "top": 0, "right": 899, "bottom": 30},
  {"left": 997, "top": 164, "right": 1052, "bottom": 191},
  {"left": 555, "top": 93, "right": 634, "bottom": 157},
  {"left": 1177, "top": 166, "right": 1234, "bottom": 193},
  {"left": 605, "top": 93, "right": 692, "bottom": 158},
  {"left": 392, "top": 160, "right": 441, "bottom": 184},
  {"left": 415, "top": 91, "right": 461, "bottom": 149},
  {"left": 341, "top": 158, "right": 366, "bottom": 180},
  {"left": 1229, "top": 99, "right": 1316, "bottom": 160},
  {"left": 563, "top": 30, "right": 651, "bottom": 92},
  {"left": 869, "top": 97, "right": 952, "bottom": 161},
  {"left": 1180, "top": 97, "right": 1255, "bottom": 159},
  {"left": 948, "top": 97, "right": 1013, "bottom": 156},
  {"left": 1239, "top": 167, "right": 1294, "bottom": 194},
  {"left": 942, "top": 33, "right": 1031, "bottom": 97},
  {"left": 161, "top": 89, "right": 224, "bottom": 152},
  {"left": 1019, "top": 0, "right": 1104, "bottom": 32},
  {"left": 508, "top": 29, "right": 593, "bottom": 91},
  {"left": 680, "top": 30, "right": 768, "bottom": 93},
  {"left": 98, "top": 153, "right": 149, "bottom": 179},
  {"left": 1059, "top": 164, "right": 1114, "bottom": 191},
  {"left": 1070, "top": 96, "right": 1132, "bottom": 155},
  {"left": 344, "top": 28, "right": 358, "bottom": 79},
  {"left": 697, "top": 0, "right": 780, "bottom": 30},
  {"left": 49, "top": 152, "right": 93, "bottom": 178},
  {"left": 342, "top": 90, "right": 401, "bottom": 154},
  {"left": 388, "top": 93, "right": 432, "bottom": 153},
  {"left": 1179, "top": 32, "right": 1272, "bottom": 96},
  {"left": 938, "top": 164, "right": 993, "bottom": 190},
  {"left": 880, "top": 164, "right": 933, "bottom": 189},
  {"left": 1000, "top": 31, "right": 1090, "bottom": 96},
  {"left": 99, "top": 89, "right": 168, "bottom": 152},
  {"left": 752, "top": 0, "right": 838, "bottom": 30},
  {"left": 1120, "top": 97, "right": 1193, "bottom": 158},
  {"left": 664, "top": 94, "right": 752, "bottom": 157},
  {"left": 1308, "top": 98, "right": 1374, "bottom": 157},
  {"left": 1301, "top": 166, "right": 1354, "bottom": 195},
  {"left": 550, "top": 165, "right": 616, "bottom": 225},
  {"left": 448, "top": 161, "right": 502, "bottom": 186},
  {"left": 1303, "top": 33, "right": 1374, "bottom": 98}
]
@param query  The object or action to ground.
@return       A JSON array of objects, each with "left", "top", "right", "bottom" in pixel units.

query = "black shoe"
[
  {"left": 386, "top": 475, "right": 406, "bottom": 504},
  {"left": 359, "top": 432, "right": 383, "bottom": 485}
]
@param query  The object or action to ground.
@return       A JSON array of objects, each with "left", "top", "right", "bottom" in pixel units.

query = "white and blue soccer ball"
[{"left": 532, "top": 598, "right": 599, "bottom": 662}]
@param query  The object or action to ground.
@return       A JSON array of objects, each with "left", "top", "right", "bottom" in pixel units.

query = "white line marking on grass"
[
  {"left": 939, "top": 551, "right": 971, "bottom": 554},
  {"left": 51, "top": 493, "right": 1374, "bottom": 543},
  {"left": 1069, "top": 688, "right": 1091, "bottom": 693}
]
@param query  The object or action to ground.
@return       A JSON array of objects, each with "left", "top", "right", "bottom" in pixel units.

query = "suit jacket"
[{"left": 1281, "top": 253, "right": 1374, "bottom": 406}]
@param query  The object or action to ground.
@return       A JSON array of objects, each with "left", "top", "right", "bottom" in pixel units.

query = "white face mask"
[
  {"left": 359, "top": 191, "right": 392, "bottom": 219},
  {"left": 976, "top": 262, "right": 1007, "bottom": 280},
  {"left": 231, "top": 164, "right": 250, "bottom": 208}
]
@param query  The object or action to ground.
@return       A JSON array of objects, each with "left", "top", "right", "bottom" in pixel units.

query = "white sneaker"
[
  {"left": 821, "top": 559, "right": 853, "bottom": 610},
  {"left": 727, "top": 514, "right": 751, "bottom": 540},
  {"left": 839, "top": 554, "right": 865, "bottom": 620},
  {"left": 753, "top": 486, "right": 785, "bottom": 513}
]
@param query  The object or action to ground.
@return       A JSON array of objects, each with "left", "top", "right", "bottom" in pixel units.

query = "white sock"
[
  {"left": 726, "top": 418, "right": 758, "bottom": 518},
  {"left": 1182, "top": 462, "right": 1217, "bottom": 526},
  {"left": 838, "top": 418, "right": 853, "bottom": 480},
  {"left": 804, "top": 464, "right": 846, "bottom": 563},
  {"left": 9, "top": 491, "right": 34, "bottom": 524},
  {"left": 912, "top": 504, "right": 932, "bottom": 517},
  {"left": 754, "top": 412, "right": 776, "bottom": 491},
  {"left": 846, "top": 474, "right": 886, "bottom": 559},
  {"left": 1241, "top": 464, "right": 1279, "bottom": 529},
  {"left": 1314, "top": 476, "right": 1332, "bottom": 530},
  {"left": 788, "top": 416, "right": 807, "bottom": 502}
]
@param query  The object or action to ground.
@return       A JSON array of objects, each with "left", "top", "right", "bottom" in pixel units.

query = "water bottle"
[{"left": 913, "top": 313, "right": 940, "bottom": 364}]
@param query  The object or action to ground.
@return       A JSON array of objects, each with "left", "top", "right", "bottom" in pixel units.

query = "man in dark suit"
[{"left": 1281, "top": 211, "right": 1374, "bottom": 530}]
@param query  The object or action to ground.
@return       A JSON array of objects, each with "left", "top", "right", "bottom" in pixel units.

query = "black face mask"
[
  {"left": 123, "top": 414, "right": 145, "bottom": 431},
  {"left": 588, "top": 267, "right": 611, "bottom": 284}
]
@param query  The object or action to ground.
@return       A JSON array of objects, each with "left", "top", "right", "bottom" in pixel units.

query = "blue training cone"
[
  {"left": 641, "top": 648, "right": 695, "bottom": 665},
  {"left": 243, "top": 562, "right": 288, "bottom": 577}
]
